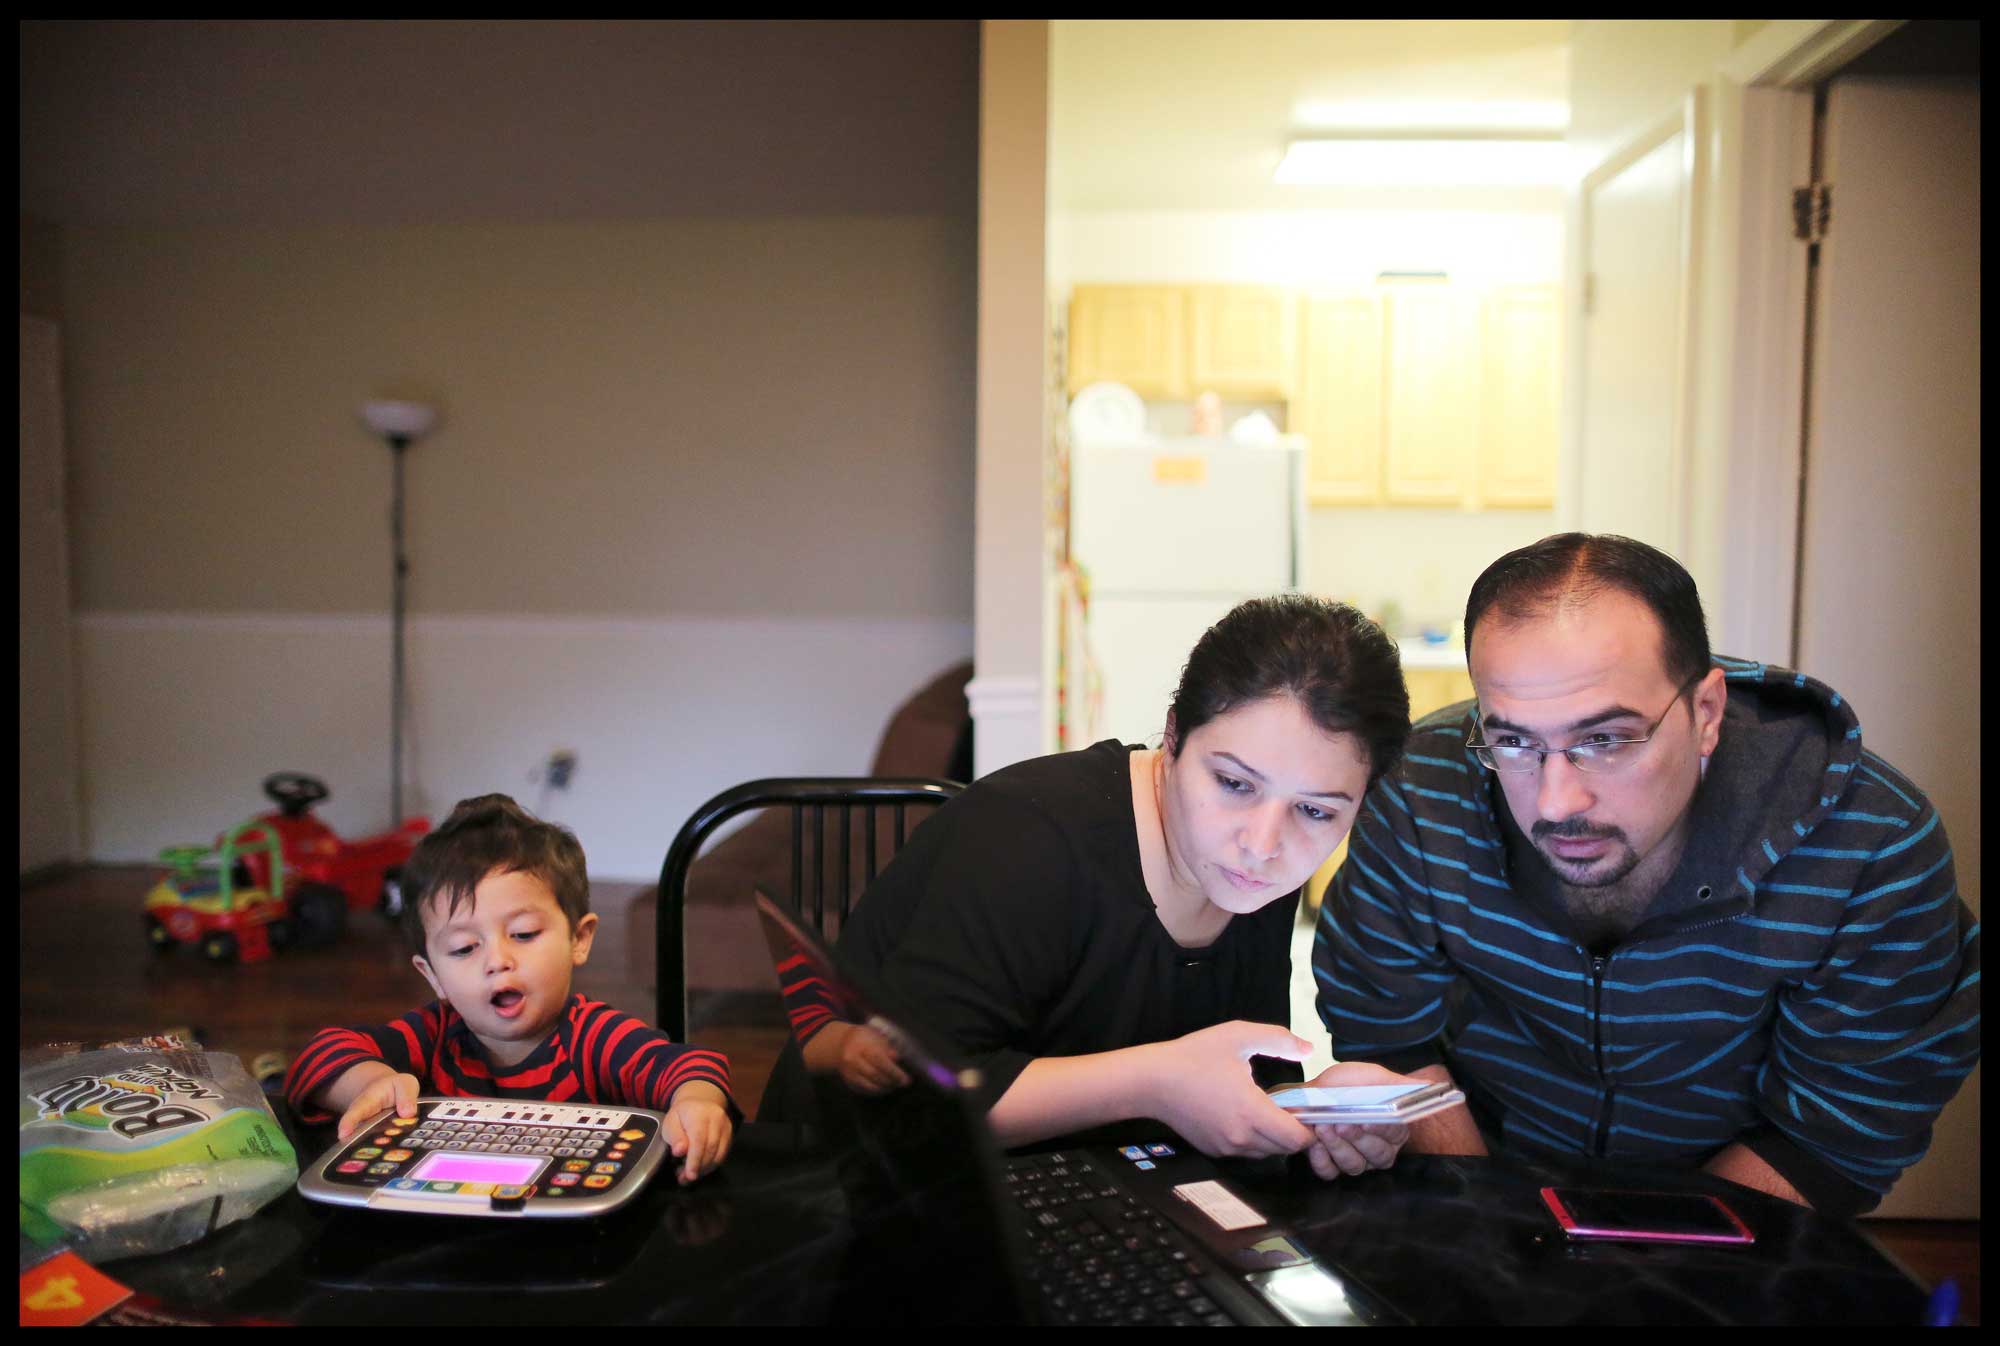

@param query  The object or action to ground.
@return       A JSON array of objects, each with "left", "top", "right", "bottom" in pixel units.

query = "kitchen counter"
[{"left": 1397, "top": 639, "right": 1467, "bottom": 671}]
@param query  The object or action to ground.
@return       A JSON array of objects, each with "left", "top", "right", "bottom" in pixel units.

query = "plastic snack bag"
[{"left": 19, "top": 1036, "right": 298, "bottom": 1262}]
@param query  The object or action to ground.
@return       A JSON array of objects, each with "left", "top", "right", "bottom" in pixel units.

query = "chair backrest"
[{"left": 655, "top": 777, "right": 963, "bottom": 1041}]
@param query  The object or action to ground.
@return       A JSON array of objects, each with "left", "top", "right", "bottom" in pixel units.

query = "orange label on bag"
[
  {"left": 19, "top": 1250, "right": 135, "bottom": 1327},
  {"left": 1152, "top": 456, "right": 1207, "bottom": 485}
]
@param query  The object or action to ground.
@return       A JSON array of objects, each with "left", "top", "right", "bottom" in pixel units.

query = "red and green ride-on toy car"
[{"left": 144, "top": 773, "right": 431, "bottom": 963}]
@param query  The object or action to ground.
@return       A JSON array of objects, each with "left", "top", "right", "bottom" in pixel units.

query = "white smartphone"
[{"left": 1264, "top": 1081, "right": 1465, "bottom": 1125}]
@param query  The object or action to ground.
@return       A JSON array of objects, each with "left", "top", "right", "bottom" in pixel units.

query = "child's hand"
[
  {"left": 664, "top": 1083, "right": 734, "bottom": 1185},
  {"left": 336, "top": 1069, "right": 422, "bottom": 1141},
  {"left": 836, "top": 1023, "right": 910, "bottom": 1096}
]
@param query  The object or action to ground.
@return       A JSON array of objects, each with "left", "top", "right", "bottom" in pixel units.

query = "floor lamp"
[{"left": 360, "top": 400, "right": 439, "bottom": 825}]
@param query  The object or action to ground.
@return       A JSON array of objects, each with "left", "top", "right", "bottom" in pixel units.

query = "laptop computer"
[{"left": 752, "top": 889, "right": 1401, "bottom": 1326}]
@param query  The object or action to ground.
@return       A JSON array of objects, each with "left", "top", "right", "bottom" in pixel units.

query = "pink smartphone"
[{"left": 1540, "top": 1187, "right": 1755, "bottom": 1246}]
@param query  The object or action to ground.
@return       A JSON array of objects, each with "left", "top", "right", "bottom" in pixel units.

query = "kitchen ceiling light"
[
  {"left": 1275, "top": 137, "right": 1576, "bottom": 187},
  {"left": 1293, "top": 99, "right": 1569, "bottom": 133}
]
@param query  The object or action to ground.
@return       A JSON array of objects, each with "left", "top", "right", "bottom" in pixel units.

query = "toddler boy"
[{"left": 285, "top": 794, "right": 735, "bottom": 1183}]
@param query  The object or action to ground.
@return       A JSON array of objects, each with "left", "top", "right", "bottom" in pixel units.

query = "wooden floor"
[
  {"left": 19, "top": 864, "right": 790, "bottom": 1114},
  {"left": 18, "top": 866, "right": 1979, "bottom": 1325}
]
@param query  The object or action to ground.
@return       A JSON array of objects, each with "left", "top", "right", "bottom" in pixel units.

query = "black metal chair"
[{"left": 654, "top": 777, "right": 963, "bottom": 1041}]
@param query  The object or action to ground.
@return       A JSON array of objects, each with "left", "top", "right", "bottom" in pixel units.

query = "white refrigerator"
[{"left": 1068, "top": 436, "right": 1307, "bottom": 747}]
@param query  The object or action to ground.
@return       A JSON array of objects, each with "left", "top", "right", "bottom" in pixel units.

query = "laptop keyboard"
[{"left": 1004, "top": 1151, "right": 1240, "bottom": 1326}]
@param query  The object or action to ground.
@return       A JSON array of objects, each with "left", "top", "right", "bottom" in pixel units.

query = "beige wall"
[
  {"left": 19, "top": 215, "right": 63, "bottom": 321},
  {"left": 62, "top": 216, "right": 974, "bottom": 620},
  {"left": 27, "top": 20, "right": 984, "bottom": 876},
  {"left": 1567, "top": 21, "right": 1740, "bottom": 173},
  {"left": 1307, "top": 507, "right": 1558, "bottom": 635}
]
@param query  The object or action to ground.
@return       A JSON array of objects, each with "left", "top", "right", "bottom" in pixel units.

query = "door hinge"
[{"left": 1792, "top": 182, "right": 1831, "bottom": 244}]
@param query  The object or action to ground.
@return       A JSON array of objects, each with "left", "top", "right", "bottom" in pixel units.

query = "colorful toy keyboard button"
[
  {"left": 352, "top": 1147, "right": 382, "bottom": 1159},
  {"left": 384, "top": 1149, "right": 414, "bottom": 1162},
  {"left": 1134, "top": 1160, "right": 1157, "bottom": 1171},
  {"left": 425, "top": 1181, "right": 460, "bottom": 1194},
  {"left": 492, "top": 1185, "right": 528, "bottom": 1200},
  {"left": 457, "top": 1184, "right": 496, "bottom": 1197},
  {"left": 618, "top": 1129, "right": 645, "bottom": 1140},
  {"left": 1146, "top": 1143, "right": 1175, "bottom": 1157},
  {"left": 393, "top": 1116, "right": 419, "bottom": 1125},
  {"left": 593, "top": 1161, "right": 621, "bottom": 1174},
  {"left": 551, "top": 1173, "right": 582, "bottom": 1187},
  {"left": 367, "top": 1163, "right": 398, "bottom": 1175},
  {"left": 563, "top": 1159, "right": 591, "bottom": 1172},
  {"left": 373, "top": 1135, "right": 395, "bottom": 1146},
  {"left": 337, "top": 1160, "right": 368, "bottom": 1174},
  {"left": 389, "top": 1179, "right": 424, "bottom": 1191},
  {"left": 583, "top": 1175, "right": 613, "bottom": 1189},
  {"left": 1121, "top": 1146, "right": 1149, "bottom": 1161}
]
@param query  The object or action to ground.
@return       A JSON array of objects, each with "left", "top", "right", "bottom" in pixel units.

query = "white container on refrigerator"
[{"left": 1069, "top": 436, "right": 1307, "bottom": 746}]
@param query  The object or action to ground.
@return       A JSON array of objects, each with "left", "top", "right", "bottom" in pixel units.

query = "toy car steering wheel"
[{"left": 264, "top": 772, "right": 331, "bottom": 817}]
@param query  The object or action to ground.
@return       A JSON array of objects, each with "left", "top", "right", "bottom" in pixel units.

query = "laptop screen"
[{"left": 753, "top": 889, "right": 1036, "bottom": 1323}]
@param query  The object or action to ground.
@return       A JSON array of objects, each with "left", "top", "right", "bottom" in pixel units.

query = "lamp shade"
[{"left": 361, "top": 400, "right": 439, "bottom": 441}]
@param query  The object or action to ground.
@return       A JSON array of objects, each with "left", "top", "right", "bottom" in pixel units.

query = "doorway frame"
[
  {"left": 1570, "top": 89, "right": 1708, "bottom": 565},
  {"left": 1701, "top": 20, "right": 1905, "bottom": 663},
  {"left": 973, "top": 20, "right": 1911, "bottom": 766}
]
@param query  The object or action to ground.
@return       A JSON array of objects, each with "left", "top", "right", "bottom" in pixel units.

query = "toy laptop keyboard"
[{"left": 297, "top": 1097, "right": 671, "bottom": 1218}]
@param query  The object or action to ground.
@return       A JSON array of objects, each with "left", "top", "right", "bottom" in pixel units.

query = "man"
[{"left": 1315, "top": 534, "right": 1979, "bottom": 1215}]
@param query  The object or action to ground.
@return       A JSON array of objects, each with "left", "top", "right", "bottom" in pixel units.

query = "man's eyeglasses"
[{"left": 1467, "top": 673, "right": 1705, "bottom": 774}]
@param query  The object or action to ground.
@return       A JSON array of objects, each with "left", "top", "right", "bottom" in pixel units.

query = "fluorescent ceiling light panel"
[{"left": 1275, "top": 138, "right": 1575, "bottom": 187}]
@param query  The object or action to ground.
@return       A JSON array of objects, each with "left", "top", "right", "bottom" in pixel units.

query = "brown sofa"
[{"left": 628, "top": 660, "right": 972, "bottom": 1023}]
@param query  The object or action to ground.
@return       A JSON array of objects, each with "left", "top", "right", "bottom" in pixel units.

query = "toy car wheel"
[
  {"left": 290, "top": 882, "right": 348, "bottom": 948},
  {"left": 146, "top": 916, "right": 175, "bottom": 953},
  {"left": 202, "top": 931, "right": 239, "bottom": 962},
  {"left": 379, "top": 868, "right": 406, "bottom": 919}
]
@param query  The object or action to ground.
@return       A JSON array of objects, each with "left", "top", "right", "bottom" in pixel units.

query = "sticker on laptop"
[{"left": 1172, "top": 1180, "right": 1267, "bottom": 1231}]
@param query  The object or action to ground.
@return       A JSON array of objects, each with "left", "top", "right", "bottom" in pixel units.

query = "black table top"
[
  {"left": 1221, "top": 1149, "right": 1931, "bottom": 1326},
  {"left": 94, "top": 1123, "right": 1929, "bottom": 1326}
]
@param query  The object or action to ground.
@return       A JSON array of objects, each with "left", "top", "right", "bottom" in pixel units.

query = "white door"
[
  {"left": 1575, "top": 97, "right": 1702, "bottom": 557},
  {"left": 19, "top": 314, "right": 82, "bottom": 875},
  {"left": 1795, "top": 76, "right": 1980, "bottom": 1220}
]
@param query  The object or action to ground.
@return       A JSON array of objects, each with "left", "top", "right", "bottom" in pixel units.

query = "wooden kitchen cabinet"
[
  {"left": 1072, "top": 279, "right": 1560, "bottom": 510},
  {"left": 1295, "top": 293, "right": 1385, "bottom": 505},
  {"left": 1291, "top": 281, "right": 1559, "bottom": 510},
  {"left": 1187, "top": 286, "right": 1296, "bottom": 400},
  {"left": 1383, "top": 284, "right": 1482, "bottom": 506},
  {"left": 1067, "top": 286, "right": 1187, "bottom": 399},
  {"left": 1477, "top": 284, "right": 1561, "bottom": 508}
]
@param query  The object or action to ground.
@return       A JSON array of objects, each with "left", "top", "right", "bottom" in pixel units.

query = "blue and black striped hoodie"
[{"left": 1314, "top": 656, "right": 1980, "bottom": 1216}]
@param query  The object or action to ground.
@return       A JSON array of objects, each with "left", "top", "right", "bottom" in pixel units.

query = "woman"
[{"left": 789, "top": 595, "right": 1416, "bottom": 1179}]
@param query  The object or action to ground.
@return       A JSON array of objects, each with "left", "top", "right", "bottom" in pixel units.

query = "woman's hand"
[
  {"left": 1143, "top": 1021, "right": 1317, "bottom": 1159},
  {"left": 1298, "top": 1060, "right": 1414, "bottom": 1180}
]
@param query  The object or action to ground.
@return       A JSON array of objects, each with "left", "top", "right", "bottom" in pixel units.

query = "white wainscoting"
[{"left": 76, "top": 611, "right": 973, "bottom": 880}]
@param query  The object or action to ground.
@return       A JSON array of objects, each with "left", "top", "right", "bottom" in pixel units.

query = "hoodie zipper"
[
  {"left": 1586, "top": 951, "right": 1613, "bottom": 1157},
  {"left": 1582, "top": 895, "right": 1752, "bottom": 1158}
]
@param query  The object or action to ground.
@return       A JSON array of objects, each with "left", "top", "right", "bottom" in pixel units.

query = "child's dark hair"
[
  {"left": 401, "top": 794, "right": 590, "bottom": 958},
  {"left": 1166, "top": 595, "right": 1411, "bottom": 787}
]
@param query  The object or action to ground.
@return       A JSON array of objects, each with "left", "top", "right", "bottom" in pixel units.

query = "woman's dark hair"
[
  {"left": 1166, "top": 595, "right": 1410, "bottom": 786},
  {"left": 401, "top": 793, "right": 590, "bottom": 958},
  {"left": 1463, "top": 533, "right": 1711, "bottom": 687}
]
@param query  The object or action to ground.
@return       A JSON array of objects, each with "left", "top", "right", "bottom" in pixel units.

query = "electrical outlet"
[{"left": 546, "top": 750, "right": 578, "bottom": 791}]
